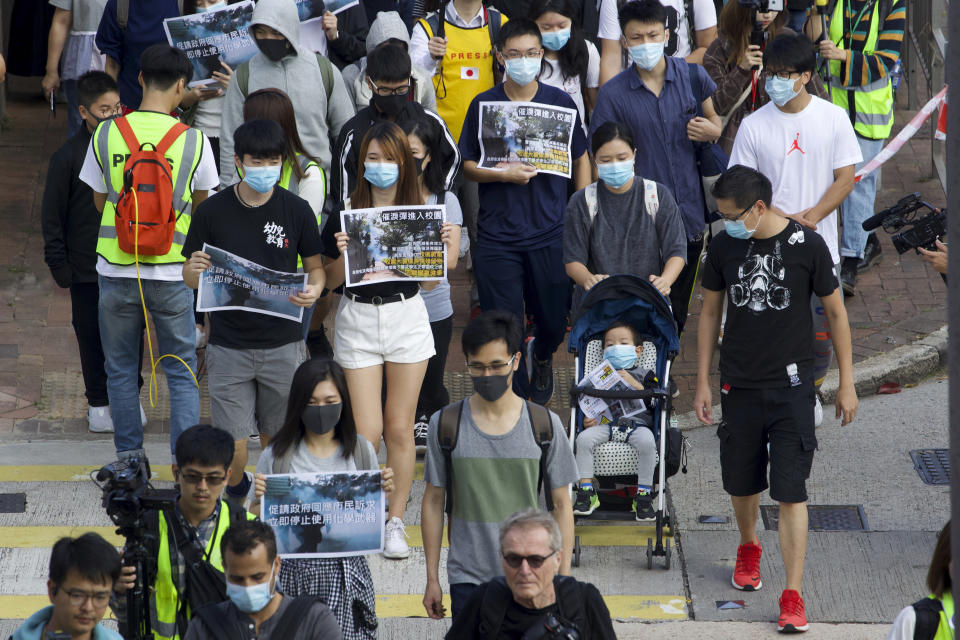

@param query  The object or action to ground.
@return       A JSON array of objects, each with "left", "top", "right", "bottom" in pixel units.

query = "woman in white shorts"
[{"left": 323, "top": 121, "right": 435, "bottom": 560}]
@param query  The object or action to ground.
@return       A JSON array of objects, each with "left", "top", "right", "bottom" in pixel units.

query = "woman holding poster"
[{"left": 322, "top": 121, "right": 434, "bottom": 561}]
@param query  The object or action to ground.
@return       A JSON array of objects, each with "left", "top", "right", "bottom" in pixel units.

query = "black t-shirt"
[
  {"left": 701, "top": 221, "right": 838, "bottom": 388},
  {"left": 321, "top": 200, "right": 420, "bottom": 299},
  {"left": 183, "top": 186, "right": 324, "bottom": 349}
]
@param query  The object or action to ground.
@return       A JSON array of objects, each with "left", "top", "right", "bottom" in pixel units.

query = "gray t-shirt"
[
  {"left": 419, "top": 191, "right": 463, "bottom": 323},
  {"left": 50, "top": 0, "right": 109, "bottom": 33},
  {"left": 563, "top": 179, "right": 687, "bottom": 309},
  {"left": 424, "top": 400, "right": 579, "bottom": 585},
  {"left": 183, "top": 594, "right": 343, "bottom": 640}
]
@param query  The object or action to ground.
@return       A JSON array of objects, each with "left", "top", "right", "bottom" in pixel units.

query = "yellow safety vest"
[
  {"left": 418, "top": 10, "right": 506, "bottom": 141},
  {"left": 93, "top": 111, "right": 204, "bottom": 265},
  {"left": 827, "top": 0, "right": 897, "bottom": 139},
  {"left": 932, "top": 591, "right": 955, "bottom": 640}
]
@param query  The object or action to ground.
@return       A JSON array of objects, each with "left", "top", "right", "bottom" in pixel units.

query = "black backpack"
[
  {"left": 475, "top": 576, "right": 585, "bottom": 638},
  {"left": 910, "top": 597, "right": 944, "bottom": 640}
]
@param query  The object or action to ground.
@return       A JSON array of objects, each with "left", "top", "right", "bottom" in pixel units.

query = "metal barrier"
[{"left": 904, "top": 0, "right": 949, "bottom": 193}]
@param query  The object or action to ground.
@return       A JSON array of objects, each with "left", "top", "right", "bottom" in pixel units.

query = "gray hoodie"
[
  {"left": 218, "top": 0, "right": 356, "bottom": 186},
  {"left": 340, "top": 11, "right": 437, "bottom": 112}
]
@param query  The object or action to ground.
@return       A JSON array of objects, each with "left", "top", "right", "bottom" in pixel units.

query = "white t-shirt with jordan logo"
[{"left": 728, "top": 96, "right": 862, "bottom": 265}]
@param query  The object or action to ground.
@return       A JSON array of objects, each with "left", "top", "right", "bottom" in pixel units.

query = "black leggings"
[
  {"left": 668, "top": 236, "right": 705, "bottom": 337},
  {"left": 417, "top": 316, "right": 453, "bottom": 417}
]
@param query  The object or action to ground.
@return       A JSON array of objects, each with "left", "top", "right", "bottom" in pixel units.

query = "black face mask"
[
  {"left": 370, "top": 92, "right": 408, "bottom": 118},
  {"left": 302, "top": 403, "right": 342, "bottom": 435},
  {"left": 471, "top": 373, "right": 511, "bottom": 402},
  {"left": 257, "top": 37, "right": 290, "bottom": 62},
  {"left": 413, "top": 156, "right": 424, "bottom": 175}
]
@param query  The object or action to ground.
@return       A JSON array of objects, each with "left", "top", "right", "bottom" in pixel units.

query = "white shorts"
[{"left": 334, "top": 293, "right": 435, "bottom": 369}]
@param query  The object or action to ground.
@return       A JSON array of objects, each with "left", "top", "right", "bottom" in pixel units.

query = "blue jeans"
[
  {"left": 840, "top": 135, "right": 885, "bottom": 259},
  {"left": 63, "top": 79, "right": 83, "bottom": 139},
  {"left": 98, "top": 275, "right": 199, "bottom": 456}
]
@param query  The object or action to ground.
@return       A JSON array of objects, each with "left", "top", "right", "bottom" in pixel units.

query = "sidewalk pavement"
[{"left": 0, "top": 76, "right": 946, "bottom": 437}]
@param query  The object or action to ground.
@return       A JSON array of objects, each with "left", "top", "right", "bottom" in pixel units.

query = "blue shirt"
[
  {"left": 590, "top": 57, "right": 716, "bottom": 241},
  {"left": 95, "top": 0, "right": 181, "bottom": 108},
  {"left": 459, "top": 83, "right": 587, "bottom": 250}
]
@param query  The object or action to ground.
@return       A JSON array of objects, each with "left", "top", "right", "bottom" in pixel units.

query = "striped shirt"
[{"left": 832, "top": 0, "right": 906, "bottom": 88}]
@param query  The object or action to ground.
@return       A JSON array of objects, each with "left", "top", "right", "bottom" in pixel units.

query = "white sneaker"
[
  {"left": 383, "top": 517, "right": 410, "bottom": 559},
  {"left": 87, "top": 406, "right": 114, "bottom": 433},
  {"left": 813, "top": 394, "right": 823, "bottom": 428},
  {"left": 140, "top": 404, "right": 148, "bottom": 427}
]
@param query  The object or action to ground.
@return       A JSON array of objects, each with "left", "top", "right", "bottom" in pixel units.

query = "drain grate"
[
  {"left": 760, "top": 505, "right": 868, "bottom": 531},
  {"left": 0, "top": 493, "right": 26, "bottom": 513},
  {"left": 910, "top": 449, "right": 950, "bottom": 485}
]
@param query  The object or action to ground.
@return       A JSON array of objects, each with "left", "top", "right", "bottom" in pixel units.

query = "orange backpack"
[{"left": 113, "top": 116, "right": 190, "bottom": 257}]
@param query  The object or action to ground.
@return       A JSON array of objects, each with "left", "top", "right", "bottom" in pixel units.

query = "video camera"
[
  {"left": 522, "top": 613, "right": 580, "bottom": 640},
  {"left": 861, "top": 192, "right": 947, "bottom": 255}
]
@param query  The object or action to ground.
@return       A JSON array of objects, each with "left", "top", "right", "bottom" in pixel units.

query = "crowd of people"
[{"left": 23, "top": 0, "right": 952, "bottom": 637}]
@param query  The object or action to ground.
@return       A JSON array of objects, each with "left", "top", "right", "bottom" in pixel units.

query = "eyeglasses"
[
  {"left": 713, "top": 202, "right": 755, "bottom": 222},
  {"left": 502, "top": 549, "right": 558, "bottom": 569},
  {"left": 762, "top": 69, "right": 800, "bottom": 80},
  {"left": 369, "top": 80, "right": 410, "bottom": 97},
  {"left": 179, "top": 472, "right": 227, "bottom": 486},
  {"left": 466, "top": 353, "right": 517, "bottom": 376},
  {"left": 61, "top": 588, "right": 112, "bottom": 608},
  {"left": 501, "top": 49, "right": 542, "bottom": 60}
]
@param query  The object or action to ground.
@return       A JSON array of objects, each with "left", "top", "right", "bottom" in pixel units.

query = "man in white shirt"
[
  {"left": 597, "top": 0, "right": 717, "bottom": 85},
  {"left": 729, "top": 33, "right": 860, "bottom": 418}
]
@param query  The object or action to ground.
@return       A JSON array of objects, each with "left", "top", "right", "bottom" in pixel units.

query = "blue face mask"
[
  {"left": 226, "top": 567, "right": 275, "bottom": 613},
  {"left": 628, "top": 42, "right": 664, "bottom": 70},
  {"left": 604, "top": 344, "right": 638, "bottom": 370},
  {"left": 541, "top": 29, "right": 571, "bottom": 51},
  {"left": 597, "top": 160, "right": 634, "bottom": 189},
  {"left": 364, "top": 162, "right": 400, "bottom": 189},
  {"left": 764, "top": 75, "right": 801, "bottom": 107},
  {"left": 724, "top": 209, "right": 759, "bottom": 240},
  {"left": 504, "top": 57, "right": 541, "bottom": 86},
  {"left": 196, "top": 1, "right": 226, "bottom": 11},
  {"left": 242, "top": 164, "right": 281, "bottom": 194}
]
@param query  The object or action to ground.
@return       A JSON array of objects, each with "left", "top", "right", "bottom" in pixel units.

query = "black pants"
[
  {"left": 417, "top": 316, "right": 453, "bottom": 418},
  {"left": 668, "top": 236, "right": 705, "bottom": 337}
]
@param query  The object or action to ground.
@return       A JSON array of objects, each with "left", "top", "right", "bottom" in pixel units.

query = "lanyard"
[{"left": 840, "top": 0, "right": 877, "bottom": 46}]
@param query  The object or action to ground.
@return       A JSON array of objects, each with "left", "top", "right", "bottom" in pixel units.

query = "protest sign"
[
  {"left": 197, "top": 244, "right": 308, "bottom": 322},
  {"left": 478, "top": 101, "right": 577, "bottom": 178},
  {"left": 297, "top": 0, "right": 359, "bottom": 17},
  {"left": 261, "top": 471, "right": 384, "bottom": 558},
  {"left": 163, "top": 2, "right": 257, "bottom": 87},
  {"left": 341, "top": 205, "right": 446, "bottom": 287},
  {"left": 578, "top": 359, "right": 649, "bottom": 425}
]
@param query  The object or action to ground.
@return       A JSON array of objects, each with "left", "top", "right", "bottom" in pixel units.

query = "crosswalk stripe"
[
  {"left": 0, "top": 464, "right": 427, "bottom": 483},
  {"left": 0, "top": 594, "right": 687, "bottom": 620},
  {"left": 0, "top": 524, "right": 671, "bottom": 549}
]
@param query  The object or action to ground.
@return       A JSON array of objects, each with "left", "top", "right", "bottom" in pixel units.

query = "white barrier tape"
[{"left": 854, "top": 85, "right": 948, "bottom": 182}]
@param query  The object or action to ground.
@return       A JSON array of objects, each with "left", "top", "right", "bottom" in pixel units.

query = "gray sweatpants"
[{"left": 575, "top": 425, "right": 658, "bottom": 488}]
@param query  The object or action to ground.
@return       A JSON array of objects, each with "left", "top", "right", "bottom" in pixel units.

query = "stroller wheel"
[
  {"left": 573, "top": 535, "right": 581, "bottom": 568},
  {"left": 664, "top": 539, "right": 672, "bottom": 570},
  {"left": 646, "top": 538, "right": 653, "bottom": 570}
]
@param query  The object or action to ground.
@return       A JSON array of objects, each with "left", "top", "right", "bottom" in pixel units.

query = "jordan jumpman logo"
[{"left": 787, "top": 133, "right": 805, "bottom": 156}]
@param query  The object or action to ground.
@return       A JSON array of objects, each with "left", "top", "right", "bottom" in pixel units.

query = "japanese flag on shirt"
[{"left": 461, "top": 67, "right": 480, "bottom": 79}]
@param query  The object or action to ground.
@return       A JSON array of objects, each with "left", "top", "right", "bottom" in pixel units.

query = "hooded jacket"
[
  {"left": 218, "top": 0, "right": 356, "bottom": 187},
  {"left": 341, "top": 11, "right": 437, "bottom": 112},
  {"left": 12, "top": 606, "right": 124, "bottom": 640}
]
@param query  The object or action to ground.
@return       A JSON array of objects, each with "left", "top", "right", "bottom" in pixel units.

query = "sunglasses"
[{"left": 502, "top": 549, "right": 557, "bottom": 569}]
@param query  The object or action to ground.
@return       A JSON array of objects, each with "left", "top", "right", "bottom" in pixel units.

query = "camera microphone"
[{"left": 861, "top": 211, "right": 888, "bottom": 232}]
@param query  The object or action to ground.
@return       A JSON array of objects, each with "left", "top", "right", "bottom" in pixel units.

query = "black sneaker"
[
  {"left": 857, "top": 233, "right": 883, "bottom": 273},
  {"left": 633, "top": 490, "right": 656, "bottom": 521},
  {"left": 573, "top": 486, "right": 599, "bottom": 516},
  {"left": 414, "top": 414, "right": 429, "bottom": 454},
  {"left": 840, "top": 257, "right": 859, "bottom": 297},
  {"left": 530, "top": 354, "right": 554, "bottom": 405}
]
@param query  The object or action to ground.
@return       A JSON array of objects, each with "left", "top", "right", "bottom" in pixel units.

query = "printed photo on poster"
[
  {"left": 261, "top": 471, "right": 384, "bottom": 558},
  {"left": 478, "top": 101, "right": 577, "bottom": 178},
  {"left": 341, "top": 205, "right": 446, "bottom": 287},
  {"left": 163, "top": 2, "right": 258, "bottom": 87},
  {"left": 578, "top": 359, "right": 649, "bottom": 425},
  {"left": 196, "top": 244, "right": 308, "bottom": 322}
]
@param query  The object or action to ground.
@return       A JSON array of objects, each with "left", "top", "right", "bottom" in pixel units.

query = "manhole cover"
[
  {"left": 760, "top": 505, "right": 868, "bottom": 531},
  {"left": 0, "top": 493, "right": 26, "bottom": 513},
  {"left": 910, "top": 449, "right": 950, "bottom": 485}
]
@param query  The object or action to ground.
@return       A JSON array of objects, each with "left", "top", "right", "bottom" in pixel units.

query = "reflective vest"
[
  {"left": 281, "top": 153, "right": 324, "bottom": 225},
  {"left": 827, "top": 0, "right": 897, "bottom": 139},
  {"left": 932, "top": 591, "right": 955, "bottom": 640},
  {"left": 418, "top": 9, "right": 506, "bottom": 141},
  {"left": 93, "top": 111, "right": 203, "bottom": 265}
]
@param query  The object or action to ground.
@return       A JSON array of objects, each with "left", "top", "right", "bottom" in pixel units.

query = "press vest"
[
  {"left": 418, "top": 9, "right": 506, "bottom": 141},
  {"left": 828, "top": 0, "right": 897, "bottom": 139},
  {"left": 93, "top": 111, "right": 204, "bottom": 265},
  {"left": 930, "top": 591, "right": 955, "bottom": 640}
]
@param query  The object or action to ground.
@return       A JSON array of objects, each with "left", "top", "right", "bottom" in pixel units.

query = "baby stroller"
[{"left": 568, "top": 275, "right": 683, "bottom": 569}]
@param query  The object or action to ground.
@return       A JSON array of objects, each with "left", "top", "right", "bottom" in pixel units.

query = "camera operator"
[
  {"left": 446, "top": 510, "right": 615, "bottom": 640},
  {"left": 919, "top": 239, "right": 948, "bottom": 276},
  {"left": 110, "top": 425, "right": 256, "bottom": 640},
  {"left": 11, "top": 533, "right": 124, "bottom": 640}
]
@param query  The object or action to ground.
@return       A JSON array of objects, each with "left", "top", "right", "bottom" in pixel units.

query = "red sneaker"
[
  {"left": 778, "top": 589, "right": 809, "bottom": 633},
  {"left": 731, "top": 542, "right": 763, "bottom": 591}
]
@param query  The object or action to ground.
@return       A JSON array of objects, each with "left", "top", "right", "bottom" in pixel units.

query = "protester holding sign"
[
  {"left": 323, "top": 121, "right": 435, "bottom": 561},
  {"left": 182, "top": 119, "right": 325, "bottom": 506},
  {"left": 460, "top": 18, "right": 590, "bottom": 405},
  {"left": 250, "top": 358, "right": 395, "bottom": 640}
]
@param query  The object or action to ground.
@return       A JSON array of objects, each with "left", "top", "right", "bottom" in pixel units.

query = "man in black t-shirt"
[
  {"left": 693, "top": 166, "right": 858, "bottom": 634},
  {"left": 182, "top": 119, "right": 325, "bottom": 502}
]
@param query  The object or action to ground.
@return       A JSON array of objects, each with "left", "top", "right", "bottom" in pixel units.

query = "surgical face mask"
[
  {"left": 413, "top": 156, "right": 425, "bottom": 176},
  {"left": 628, "top": 42, "right": 664, "bottom": 70},
  {"left": 242, "top": 164, "right": 281, "bottom": 194},
  {"left": 226, "top": 567, "right": 275, "bottom": 613},
  {"left": 471, "top": 373, "right": 511, "bottom": 402},
  {"left": 370, "top": 92, "right": 408, "bottom": 118},
  {"left": 504, "top": 57, "right": 541, "bottom": 86},
  {"left": 724, "top": 208, "right": 760, "bottom": 239},
  {"left": 541, "top": 29, "right": 571, "bottom": 51},
  {"left": 301, "top": 403, "right": 342, "bottom": 435},
  {"left": 256, "top": 37, "right": 290, "bottom": 62},
  {"left": 196, "top": 1, "right": 226, "bottom": 12},
  {"left": 597, "top": 160, "right": 633, "bottom": 189},
  {"left": 364, "top": 162, "right": 399, "bottom": 189},
  {"left": 604, "top": 344, "right": 638, "bottom": 370},
  {"left": 764, "top": 75, "right": 800, "bottom": 107}
]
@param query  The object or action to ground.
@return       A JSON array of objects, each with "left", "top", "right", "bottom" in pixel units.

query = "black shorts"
[{"left": 716, "top": 382, "right": 817, "bottom": 503}]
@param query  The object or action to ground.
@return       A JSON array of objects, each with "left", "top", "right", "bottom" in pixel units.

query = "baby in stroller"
[{"left": 572, "top": 321, "right": 658, "bottom": 521}]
